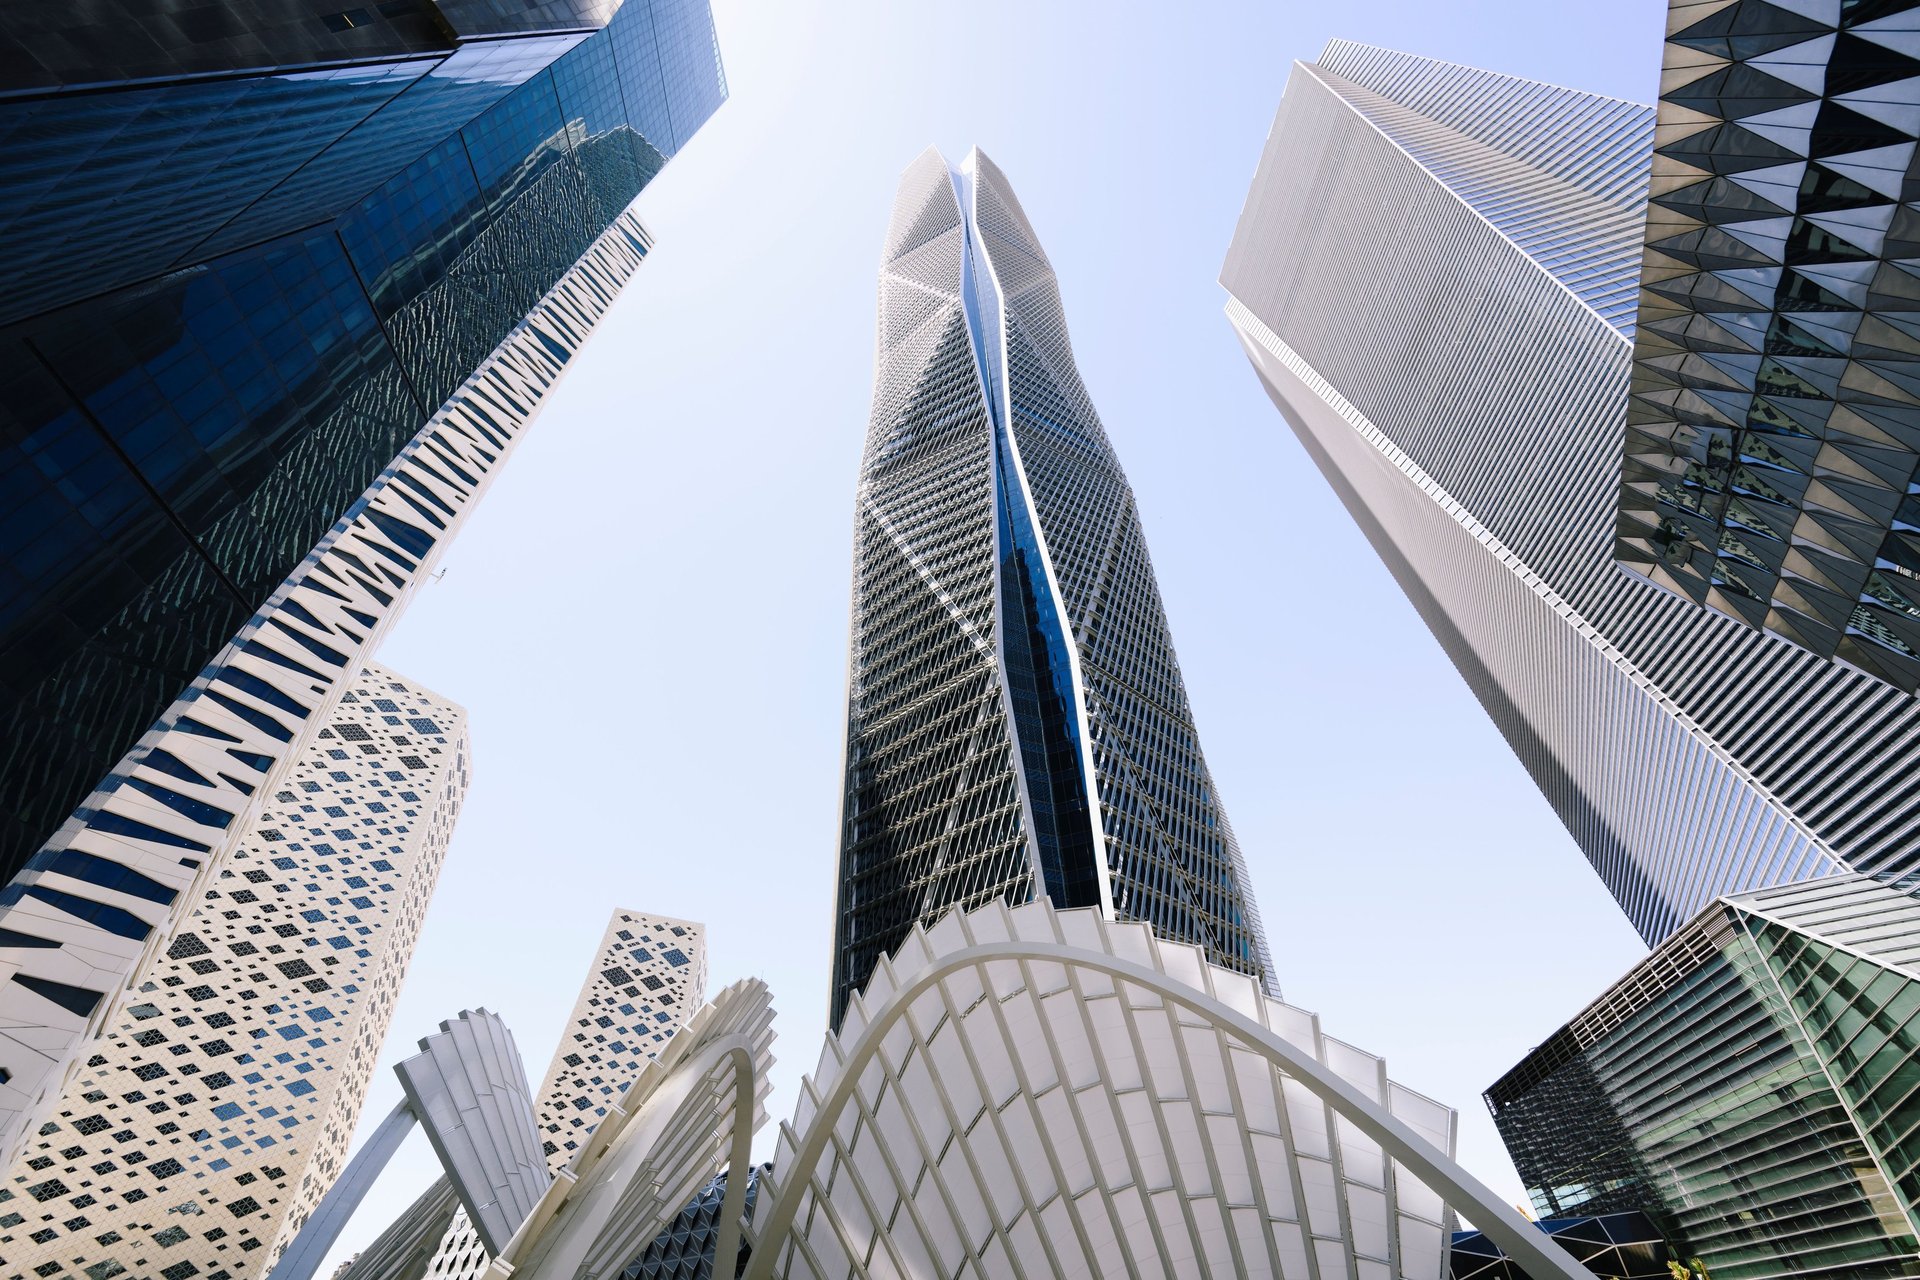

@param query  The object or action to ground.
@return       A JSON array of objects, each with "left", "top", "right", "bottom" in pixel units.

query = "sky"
[{"left": 322, "top": 0, "right": 1672, "bottom": 1264}]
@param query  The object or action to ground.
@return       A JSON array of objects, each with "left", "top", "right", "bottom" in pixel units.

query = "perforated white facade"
[
  {"left": 0, "top": 665, "right": 468, "bottom": 1280},
  {"left": 485, "top": 977, "right": 775, "bottom": 1280},
  {"left": 411, "top": 910, "right": 709, "bottom": 1280}
]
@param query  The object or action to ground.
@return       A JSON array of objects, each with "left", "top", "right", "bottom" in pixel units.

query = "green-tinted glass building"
[{"left": 1488, "top": 874, "right": 1920, "bottom": 1280}]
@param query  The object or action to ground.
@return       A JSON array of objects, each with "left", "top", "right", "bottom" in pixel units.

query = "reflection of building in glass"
[
  {"left": 414, "top": 910, "right": 708, "bottom": 1280},
  {"left": 832, "top": 146, "right": 1275, "bottom": 1026},
  {"left": 1222, "top": 39, "right": 1920, "bottom": 946},
  {"left": 1489, "top": 874, "right": 1920, "bottom": 1280},
  {"left": 0, "top": 665, "right": 468, "bottom": 1280},
  {"left": 1618, "top": 3, "right": 1920, "bottom": 691},
  {"left": 0, "top": 0, "right": 726, "bottom": 888},
  {"left": 1451, "top": 1211, "right": 1679, "bottom": 1280}
]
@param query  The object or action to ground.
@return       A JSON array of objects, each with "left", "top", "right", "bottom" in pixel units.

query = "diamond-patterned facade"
[{"left": 1620, "top": 0, "right": 1920, "bottom": 690}]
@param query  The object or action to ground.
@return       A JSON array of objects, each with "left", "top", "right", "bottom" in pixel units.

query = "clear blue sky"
[{"left": 325, "top": 0, "right": 1669, "bottom": 1262}]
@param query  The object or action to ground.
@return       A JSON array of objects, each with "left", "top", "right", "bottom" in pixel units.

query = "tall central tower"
[{"left": 831, "top": 146, "right": 1274, "bottom": 1026}]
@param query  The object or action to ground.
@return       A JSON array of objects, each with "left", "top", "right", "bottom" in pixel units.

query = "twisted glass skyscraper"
[{"left": 831, "top": 147, "right": 1274, "bottom": 1026}]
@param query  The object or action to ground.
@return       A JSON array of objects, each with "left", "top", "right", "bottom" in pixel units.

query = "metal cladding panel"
[
  {"left": 1310, "top": 42, "right": 1653, "bottom": 332},
  {"left": 1617, "top": 0, "right": 1920, "bottom": 691},
  {"left": 1222, "top": 42, "right": 1920, "bottom": 944},
  {"left": 832, "top": 147, "right": 1278, "bottom": 1030},
  {"left": 1732, "top": 872, "right": 1920, "bottom": 973},
  {"left": 396, "top": 1009, "right": 548, "bottom": 1256}
]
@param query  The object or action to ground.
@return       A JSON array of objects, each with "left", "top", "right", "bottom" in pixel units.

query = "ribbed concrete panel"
[
  {"left": 1223, "top": 43, "right": 1920, "bottom": 944},
  {"left": 396, "top": 1010, "right": 547, "bottom": 1255}
]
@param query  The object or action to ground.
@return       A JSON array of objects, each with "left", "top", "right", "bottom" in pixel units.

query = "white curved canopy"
[
  {"left": 746, "top": 900, "right": 1585, "bottom": 1280},
  {"left": 443, "top": 901, "right": 1586, "bottom": 1280}
]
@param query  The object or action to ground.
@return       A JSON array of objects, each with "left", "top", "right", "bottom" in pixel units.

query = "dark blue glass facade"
[
  {"left": 0, "top": 0, "right": 725, "bottom": 883},
  {"left": 992, "top": 421, "right": 1101, "bottom": 913},
  {"left": 1451, "top": 1212, "right": 1677, "bottom": 1280}
]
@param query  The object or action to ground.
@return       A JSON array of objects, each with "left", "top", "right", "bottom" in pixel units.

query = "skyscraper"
[
  {"left": 0, "top": 664, "right": 468, "bottom": 1280},
  {"left": 0, "top": 205, "right": 650, "bottom": 1170},
  {"left": 1221, "top": 41, "right": 1920, "bottom": 946},
  {"left": 0, "top": 0, "right": 726, "bottom": 1168},
  {"left": 832, "top": 146, "right": 1274, "bottom": 1026},
  {"left": 0, "top": 0, "right": 726, "bottom": 888}
]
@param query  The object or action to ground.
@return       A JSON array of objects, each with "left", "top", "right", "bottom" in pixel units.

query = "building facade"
[
  {"left": 0, "top": 199, "right": 655, "bottom": 1172},
  {"left": 620, "top": 1164, "right": 767, "bottom": 1280},
  {"left": 1221, "top": 40, "right": 1920, "bottom": 945},
  {"left": 1488, "top": 873, "right": 1920, "bottom": 1280},
  {"left": 409, "top": 910, "right": 710, "bottom": 1280},
  {"left": 1620, "top": 0, "right": 1920, "bottom": 690},
  {"left": 0, "top": 664, "right": 468, "bottom": 1280},
  {"left": 832, "top": 145, "right": 1275, "bottom": 1025},
  {"left": 0, "top": 0, "right": 726, "bottom": 889}
]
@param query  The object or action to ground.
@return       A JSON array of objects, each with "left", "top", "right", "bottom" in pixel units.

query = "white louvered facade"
[{"left": 1221, "top": 41, "right": 1920, "bottom": 944}]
